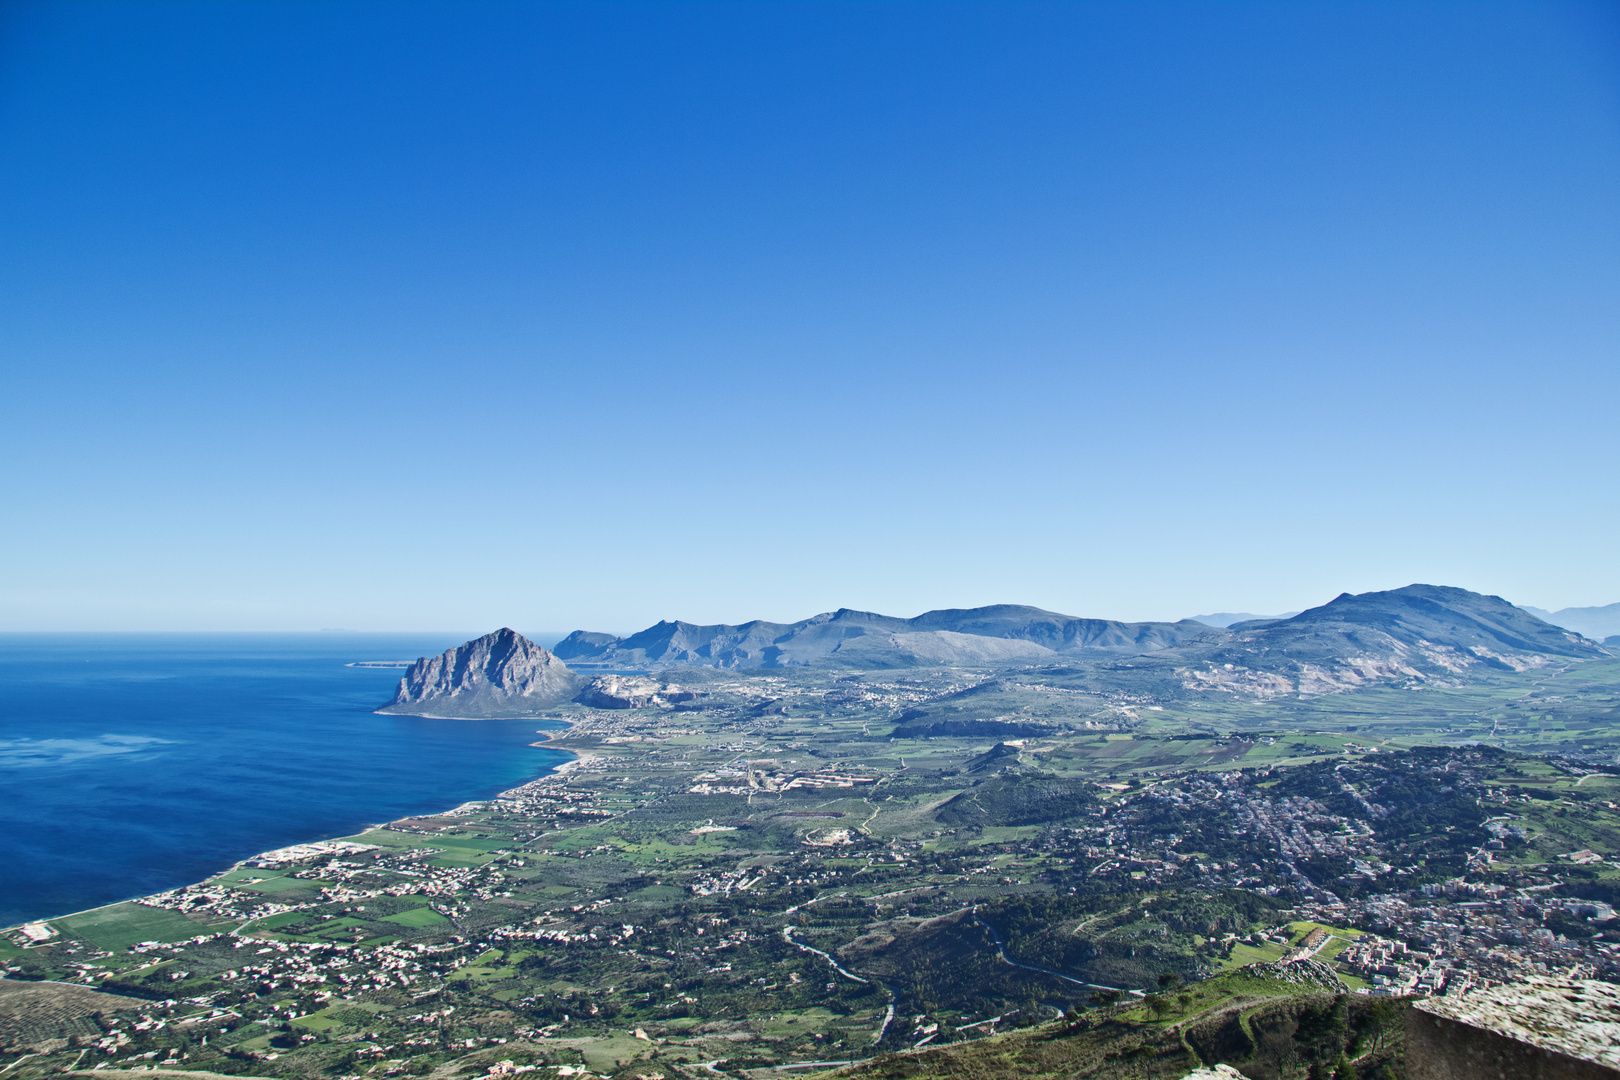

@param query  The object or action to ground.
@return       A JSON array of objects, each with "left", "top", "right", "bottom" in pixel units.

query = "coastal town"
[{"left": 4, "top": 662, "right": 1620, "bottom": 1079}]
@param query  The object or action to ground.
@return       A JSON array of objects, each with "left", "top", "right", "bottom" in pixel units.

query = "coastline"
[{"left": 5, "top": 716, "right": 585, "bottom": 936}]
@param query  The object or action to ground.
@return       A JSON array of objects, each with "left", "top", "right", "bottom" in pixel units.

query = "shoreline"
[{"left": 4, "top": 715, "right": 585, "bottom": 935}]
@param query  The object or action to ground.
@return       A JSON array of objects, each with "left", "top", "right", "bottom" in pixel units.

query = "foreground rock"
[
  {"left": 378, "top": 628, "right": 584, "bottom": 718},
  {"left": 1409, "top": 975, "right": 1620, "bottom": 1078}
]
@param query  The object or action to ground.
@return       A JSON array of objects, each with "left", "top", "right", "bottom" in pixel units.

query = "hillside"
[
  {"left": 817, "top": 963, "right": 1408, "bottom": 1080},
  {"left": 552, "top": 605, "right": 1221, "bottom": 670}
]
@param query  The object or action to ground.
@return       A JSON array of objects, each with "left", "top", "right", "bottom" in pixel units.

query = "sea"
[{"left": 0, "top": 633, "right": 571, "bottom": 928}]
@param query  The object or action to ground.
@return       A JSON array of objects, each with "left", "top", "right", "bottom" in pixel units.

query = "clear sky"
[{"left": 2, "top": 1, "right": 1617, "bottom": 633}]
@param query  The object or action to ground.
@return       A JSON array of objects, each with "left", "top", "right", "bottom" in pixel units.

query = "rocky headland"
[{"left": 378, "top": 627, "right": 584, "bottom": 718}]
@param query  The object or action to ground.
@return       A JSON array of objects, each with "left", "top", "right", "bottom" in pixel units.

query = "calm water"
[{"left": 0, "top": 633, "right": 570, "bottom": 927}]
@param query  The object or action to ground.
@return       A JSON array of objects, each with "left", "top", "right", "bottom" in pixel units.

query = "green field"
[
  {"left": 380, "top": 906, "right": 448, "bottom": 928},
  {"left": 53, "top": 902, "right": 209, "bottom": 950},
  {"left": 252, "top": 912, "right": 309, "bottom": 930}
]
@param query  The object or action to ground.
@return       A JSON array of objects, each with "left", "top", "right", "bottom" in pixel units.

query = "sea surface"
[{"left": 0, "top": 633, "right": 571, "bottom": 927}]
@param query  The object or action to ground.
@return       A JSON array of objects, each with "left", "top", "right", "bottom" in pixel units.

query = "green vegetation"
[
  {"left": 51, "top": 902, "right": 207, "bottom": 951},
  {"left": 818, "top": 968, "right": 1407, "bottom": 1080},
  {"left": 379, "top": 905, "right": 447, "bottom": 927}
]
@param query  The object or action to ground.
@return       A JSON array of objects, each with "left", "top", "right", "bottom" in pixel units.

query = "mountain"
[
  {"left": 378, "top": 628, "right": 584, "bottom": 718},
  {"left": 1189, "top": 611, "right": 1299, "bottom": 628},
  {"left": 1175, "top": 585, "right": 1608, "bottom": 698},
  {"left": 1520, "top": 602, "right": 1620, "bottom": 641},
  {"left": 552, "top": 604, "right": 1222, "bottom": 670},
  {"left": 1230, "top": 585, "right": 1604, "bottom": 657},
  {"left": 385, "top": 588, "right": 1607, "bottom": 713}
]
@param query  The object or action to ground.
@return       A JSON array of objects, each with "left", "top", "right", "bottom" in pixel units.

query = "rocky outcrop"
[
  {"left": 379, "top": 628, "right": 584, "bottom": 718},
  {"left": 1409, "top": 976, "right": 1620, "bottom": 1078},
  {"left": 1237, "top": 958, "right": 1346, "bottom": 991},
  {"left": 575, "top": 675, "right": 698, "bottom": 710},
  {"left": 965, "top": 741, "right": 1024, "bottom": 772}
]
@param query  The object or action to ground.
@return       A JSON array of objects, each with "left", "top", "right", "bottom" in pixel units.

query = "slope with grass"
[{"left": 817, "top": 963, "right": 1408, "bottom": 1080}]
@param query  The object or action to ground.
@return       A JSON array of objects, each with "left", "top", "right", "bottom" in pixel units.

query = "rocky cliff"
[{"left": 378, "top": 628, "right": 584, "bottom": 718}]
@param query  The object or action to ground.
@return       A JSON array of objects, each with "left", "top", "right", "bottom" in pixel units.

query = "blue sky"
[{"left": 2, "top": 1, "right": 1617, "bottom": 633}]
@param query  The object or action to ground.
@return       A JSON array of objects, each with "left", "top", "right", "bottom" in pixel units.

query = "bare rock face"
[
  {"left": 379, "top": 628, "right": 583, "bottom": 718},
  {"left": 1409, "top": 976, "right": 1620, "bottom": 1079},
  {"left": 575, "top": 674, "right": 698, "bottom": 710}
]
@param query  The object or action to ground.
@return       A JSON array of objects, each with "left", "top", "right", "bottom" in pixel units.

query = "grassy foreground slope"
[{"left": 816, "top": 963, "right": 1408, "bottom": 1080}]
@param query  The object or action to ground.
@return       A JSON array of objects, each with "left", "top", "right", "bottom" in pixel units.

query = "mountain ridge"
[
  {"left": 1520, "top": 602, "right": 1620, "bottom": 641},
  {"left": 1189, "top": 610, "right": 1300, "bottom": 628},
  {"left": 382, "top": 587, "right": 1610, "bottom": 715},
  {"left": 552, "top": 604, "right": 1221, "bottom": 670}
]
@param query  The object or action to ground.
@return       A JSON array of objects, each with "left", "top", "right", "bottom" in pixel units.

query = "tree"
[{"left": 1362, "top": 998, "right": 1401, "bottom": 1055}]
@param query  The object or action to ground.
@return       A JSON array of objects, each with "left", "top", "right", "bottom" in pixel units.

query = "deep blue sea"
[{"left": 0, "top": 633, "right": 571, "bottom": 927}]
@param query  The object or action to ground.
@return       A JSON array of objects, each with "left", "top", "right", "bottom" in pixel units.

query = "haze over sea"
[{"left": 0, "top": 633, "right": 570, "bottom": 927}]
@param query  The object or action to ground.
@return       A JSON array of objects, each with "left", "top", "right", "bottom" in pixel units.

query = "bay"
[{"left": 0, "top": 633, "right": 570, "bottom": 927}]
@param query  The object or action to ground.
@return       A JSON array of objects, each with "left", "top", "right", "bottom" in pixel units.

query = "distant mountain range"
[
  {"left": 555, "top": 586, "right": 1606, "bottom": 673},
  {"left": 552, "top": 605, "right": 1219, "bottom": 670},
  {"left": 1189, "top": 611, "right": 1300, "bottom": 628},
  {"left": 378, "top": 586, "right": 1613, "bottom": 716},
  {"left": 1519, "top": 602, "right": 1620, "bottom": 642}
]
